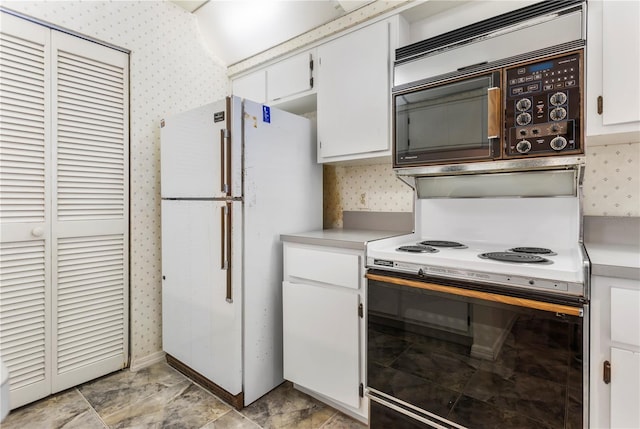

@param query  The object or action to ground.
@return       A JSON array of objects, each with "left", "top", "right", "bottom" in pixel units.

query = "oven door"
[
  {"left": 366, "top": 270, "right": 587, "bottom": 429},
  {"left": 393, "top": 72, "right": 502, "bottom": 168}
]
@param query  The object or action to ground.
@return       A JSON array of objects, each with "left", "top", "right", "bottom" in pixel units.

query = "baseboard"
[
  {"left": 166, "top": 354, "right": 244, "bottom": 410},
  {"left": 129, "top": 350, "right": 166, "bottom": 372}
]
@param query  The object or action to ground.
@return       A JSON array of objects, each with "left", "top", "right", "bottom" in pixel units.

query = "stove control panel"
[
  {"left": 504, "top": 51, "right": 583, "bottom": 158},
  {"left": 368, "top": 258, "right": 585, "bottom": 296}
]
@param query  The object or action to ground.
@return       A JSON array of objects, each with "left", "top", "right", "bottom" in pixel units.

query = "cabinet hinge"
[
  {"left": 358, "top": 303, "right": 363, "bottom": 318},
  {"left": 309, "top": 58, "right": 314, "bottom": 71},
  {"left": 359, "top": 383, "right": 364, "bottom": 397},
  {"left": 597, "top": 96, "right": 603, "bottom": 115},
  {"left": 603, "top": 360, "right": 611, "bottom": 384},
  {"left": 310, "top": 77, "right": 314, "bottom": 89}
]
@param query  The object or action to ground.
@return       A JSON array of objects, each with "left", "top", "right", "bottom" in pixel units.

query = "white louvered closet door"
[
  {"left": 0, "top": 13, "right": 52, "bottom": 409},
  {"left": 0, "top": 13, "right": 129, "bottom": 409},
  {"left": 50, "top": 31, "right": 129, "bottom": 393}
]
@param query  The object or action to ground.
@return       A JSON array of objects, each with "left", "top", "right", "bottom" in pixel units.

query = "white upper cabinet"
[
  {"left": 231, "top": 49, "right": 315, "bottom": 112},
  {"left": 586, "top": 0, "right": 640, "bottom": 145},
  {"left": 266, "top": 51, "right": 313, "bottom": 102},
  {"left": 317, "top": 17, "right": 405, "bottom": 164},
  {"left": 232, "top": 70, "right": 266, "bottom": 104}
]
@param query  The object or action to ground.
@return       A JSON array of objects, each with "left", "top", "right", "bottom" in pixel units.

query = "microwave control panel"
[{"left": 503, "top": 52, "right": 583, "bottom": 158}]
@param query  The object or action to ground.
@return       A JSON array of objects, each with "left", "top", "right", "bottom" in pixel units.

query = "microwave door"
[{"left": 394, "top": 72, "right": 501, "bottom": 167}]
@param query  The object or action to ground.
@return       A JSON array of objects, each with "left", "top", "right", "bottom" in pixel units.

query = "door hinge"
[
  {"left": 597, "top": 96, "right": 603, "bottom": 115},
  {"left": 358, "top": 303, "right": 363, "bottom": 318},
  {"left": 359, "top": 383, "right": 364, "bottom": 397},
  {"left": 603, "top": 360, "right": 611, "bottom": 384}
]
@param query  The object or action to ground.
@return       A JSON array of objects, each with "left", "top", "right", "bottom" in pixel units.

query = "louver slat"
[
  {"left": 0, "top": 241, "right": 47, "bottom": 390},
  {"left": 0, "top": 32, "right": 46, "bottom": 224},
  {"left": 56, "top": 235, "right": 124, "bottom": 374},
  {"left": 56, "top": 50, "right": 125, "bottom": 221}
]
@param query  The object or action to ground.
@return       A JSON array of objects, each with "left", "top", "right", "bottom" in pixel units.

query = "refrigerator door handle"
[
  {"left": 220, "top": 129, "right": 230, "bottom": 195},
  {"left": 220, "top": 203, "right": 233, "bottom": 303}
]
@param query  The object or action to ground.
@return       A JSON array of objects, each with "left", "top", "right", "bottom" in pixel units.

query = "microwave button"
[
  {"left": 550, "top": 136, "right": 568, "bottom": 151},
  {"left": 550, "top": 92, "right": 568, "bottom": 106},
  {"left": 550, "top": 107, "right": 567, "bottom": 121},
  {"left": 516, "top": 140, "right": 532, "bottom": 153},
  {"left": 516, "top": 98, "right": 532, "bottom": 112},
  {"left": 516, "top": 112, "right": 532, "bottom": 126}
]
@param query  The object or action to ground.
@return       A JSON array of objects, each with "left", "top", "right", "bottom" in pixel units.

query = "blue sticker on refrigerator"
[{"left": 262, "top": 105, "right": 270, "bottom": 123}]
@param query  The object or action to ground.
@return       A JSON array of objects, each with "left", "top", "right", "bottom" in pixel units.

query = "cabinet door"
[
  {"left": 232, "top": 70, "right": 266, "bottom": 103},
  {"left": 283, "top": 281, "right": 360, "bottom": 408},
  {"left": 267, "top": 51, "right": 313, "bottom": 102},
  {"left": 317, "top": 20, "right": 390, "bottom": 162},
  {"left": 586, "top": 0, "right": 640, "bottom": 143},
  {"left": 610, "top": 347, "right": 640, "bottom": 428},
  {"left": 601, "top": 1, "right": 640, "bottom": 127}
]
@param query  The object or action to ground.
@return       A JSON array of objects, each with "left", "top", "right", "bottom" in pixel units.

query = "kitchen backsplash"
[{"left": 323, "top": 141, "right": 640, "bottom": 228}]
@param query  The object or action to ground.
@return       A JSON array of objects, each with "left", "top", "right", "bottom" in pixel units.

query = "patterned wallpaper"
[
  {"left": 1, "top": 0, "right": 228, "bottom": 366},
  {"left": 583, "top": 141, "right": 640, "bottom": 217}
]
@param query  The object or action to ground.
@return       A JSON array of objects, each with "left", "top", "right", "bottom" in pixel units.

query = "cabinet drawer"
[
  {"left": 611, "top": 287, "right": 640, "bottom": 347},
  {"left": 285, "top": 246, "right": 360, "bottom": 289}
]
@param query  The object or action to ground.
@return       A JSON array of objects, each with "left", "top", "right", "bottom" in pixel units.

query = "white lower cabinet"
[
  {"left": 590, "top": 276, "right": 640, "bottom": 428},
  {"left": 282, "top": 242, "right": 366, "bottom": 422}
]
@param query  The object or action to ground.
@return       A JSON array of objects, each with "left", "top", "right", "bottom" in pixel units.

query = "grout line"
[
  {"left": 75, "top": 387, "right": 109, "bottom": 428},
  {"left": 317, "top": 410, "right": 339, "bottom": 429}
]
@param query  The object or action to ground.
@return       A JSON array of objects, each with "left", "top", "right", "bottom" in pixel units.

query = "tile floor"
[{"left": 1, "top": 361, "right": 366, "bottom": 429}]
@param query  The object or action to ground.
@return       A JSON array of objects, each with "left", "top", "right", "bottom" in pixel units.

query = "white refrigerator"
[{"left": 160, "top": 96, "right": 322, "bottom": 407}]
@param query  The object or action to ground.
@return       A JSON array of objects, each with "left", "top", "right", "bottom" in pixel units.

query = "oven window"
[
  {"left": 394, "top": 74, "right": 495, "bottom": 166},
  {"left": 367, "top": 280, "right": 583, "bottom": 429}
]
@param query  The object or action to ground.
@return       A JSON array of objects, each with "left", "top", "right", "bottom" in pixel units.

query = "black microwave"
[{"left": 393, "top": 50, "right": 584, "bottom": 168}]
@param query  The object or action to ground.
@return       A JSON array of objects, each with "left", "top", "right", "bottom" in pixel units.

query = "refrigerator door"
[
  {"left": 160, "top": 97, "right": 242, "bottom": 199},
  {"left": 161, "top": 199, "right": 242, "bottom": 396},
  {"left": 241, "top": 99, "right": 322, "bottom": 405}
]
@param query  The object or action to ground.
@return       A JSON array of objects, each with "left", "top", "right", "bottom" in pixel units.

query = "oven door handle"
[{"left": 366, "top": 273, "right": 582, "bottom": 317}]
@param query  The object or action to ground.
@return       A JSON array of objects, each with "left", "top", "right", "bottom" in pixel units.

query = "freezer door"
[
  {"left": 161, "top": 200, "right": 242, "bottom": 395},
  {"left": 160, "top": 97, "right": 242, "bottom": 198}
]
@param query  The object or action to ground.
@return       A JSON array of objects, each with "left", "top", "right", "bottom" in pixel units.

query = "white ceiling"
[{"left": 171, "top": 0, "right": 373, "bottom": 66}]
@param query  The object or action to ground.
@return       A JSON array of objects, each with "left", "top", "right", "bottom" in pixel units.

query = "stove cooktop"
[{"left": 367, "top": 235, "right": 587, "bottom": 297}]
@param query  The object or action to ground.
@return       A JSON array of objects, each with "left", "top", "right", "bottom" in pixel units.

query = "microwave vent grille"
[{"left": 396, "top": 0, "right": 584, "bottom": 64}]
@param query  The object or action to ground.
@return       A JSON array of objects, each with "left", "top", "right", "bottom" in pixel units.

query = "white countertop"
[
  {"left": 585, "top": 242, "right": 640, "bottom": 280},
  {"left": 281, "top": 228, "right": 409, "bottom": 250}
]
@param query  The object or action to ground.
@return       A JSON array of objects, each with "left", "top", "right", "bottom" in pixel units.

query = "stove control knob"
[
  {"left": 516, "top": 98, "right": 532, "bottom": 112},
  {"left": 529, "top": 279, "right": 535, "bottom": 285},
  {"left": 550, "top": 107, "right": 567, "bottom": 121},
  {"left": 550, "top": 136, "right": 568, "bottom": 151},
  {"left": 516, "top": 112, "right": 532, "bottom": 126},
  {"left": 516, "top": 140, "right": 532, "bottom": 153},
  {"left": 550, "top": 91, "right": 567, "bottom": 106},
  {"left": 418, "top": 269, "right": 425, "bottom": 277}
]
